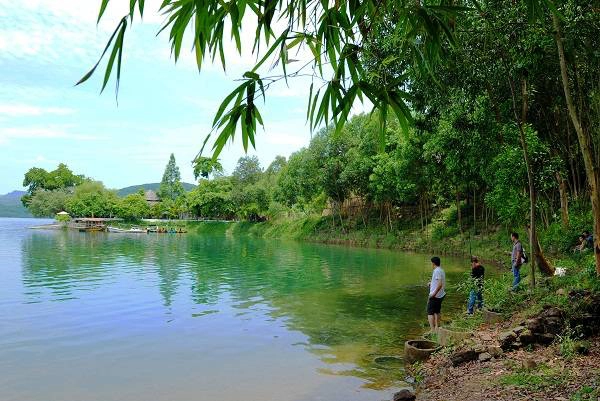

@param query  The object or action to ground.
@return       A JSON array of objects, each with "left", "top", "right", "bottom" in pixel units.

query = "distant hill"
[
  {"left": 0, "top": 191, "right": 32, "bottom": 218},
  {"left": 117, "top": 182, "right": 196, "bottom": 197}
]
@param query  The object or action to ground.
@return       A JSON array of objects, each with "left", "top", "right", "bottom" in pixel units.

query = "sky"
[{"left": 0, "top": 0, "right": 333, "bottom": 194}]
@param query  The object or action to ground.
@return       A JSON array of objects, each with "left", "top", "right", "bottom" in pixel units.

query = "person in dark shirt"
[
  {"left": 467, "top": 256, "right": 484, "bottom": 315},
  {"left": 583, "top": 231, "right": 594, "bottom": 250}
]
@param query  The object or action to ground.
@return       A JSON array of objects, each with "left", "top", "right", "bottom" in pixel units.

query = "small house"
[{"left": 145, "top": 190, "right": 160, "bottom": 206}]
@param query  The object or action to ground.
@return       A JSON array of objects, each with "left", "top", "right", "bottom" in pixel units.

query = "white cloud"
[
  {"left": 0, "top": 125, "right": 102, "bottom": 144},
  {"left": 18, "top": 154, "right": 58, "bottom": 165},
  {"left": 262, "top": 120, "right": 311, "bottom": 148},
  {"left": 0, "top": 0, "right": 164, "bottom": 66},
  {"left": 0, "top": 104, "right": 75, "bottom": 117}
]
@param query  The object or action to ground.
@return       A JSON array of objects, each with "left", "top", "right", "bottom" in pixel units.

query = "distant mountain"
[
  {"left": 117, "top": 182, "right": 196, "bottom": 197},
  {"left": 0, "top": 191, "right": 32, "bottom": 218}
]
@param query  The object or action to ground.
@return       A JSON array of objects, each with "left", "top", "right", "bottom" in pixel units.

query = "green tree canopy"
[
  {"left": 117, "top": 192, "right": 151, "bottom": 221},
  {"left": 22, "top": 163, "right": 85, "bottom": 206},
  {"left": 192, "top": 156, "right": 223, "bottom": 180},
  {"left": 27, "top": 189, "right": 72, "bottom": 218},
  {"left": 66, "top": 181, "right": 119, "bottom": 218},
  {"left": 232, "top": 156, "right": 262, "bottom": 187}
]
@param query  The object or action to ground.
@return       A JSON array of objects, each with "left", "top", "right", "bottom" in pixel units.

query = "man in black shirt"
[{"left": 467, "top": 256, "right": 484, "bottom": 315}]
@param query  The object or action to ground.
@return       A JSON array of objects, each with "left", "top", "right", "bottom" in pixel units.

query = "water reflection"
[{"left": 18, "top": 224, "right": 471, "bottom": 392}]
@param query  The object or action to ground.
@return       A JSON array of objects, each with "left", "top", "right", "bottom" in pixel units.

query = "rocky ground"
[{"left": 410, "top": 309, "right": 600, "bottom": 401}]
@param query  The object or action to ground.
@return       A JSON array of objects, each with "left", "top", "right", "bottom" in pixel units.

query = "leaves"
[
  {"left": 80, "top": 0, "right": 477, "bottom": 158},
  {"left": 76, "top": 16, "right": 128, "bottom": 96}
]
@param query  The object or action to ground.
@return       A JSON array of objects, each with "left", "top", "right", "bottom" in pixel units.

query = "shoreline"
[{"left": 19, "top": 217, "right": 600, "bottom": 399}]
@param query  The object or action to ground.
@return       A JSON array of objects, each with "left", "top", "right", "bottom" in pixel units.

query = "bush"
[
  {"left": 431, "top": 224, "right": 459, "bottom": 241},
  {"left": 540, "top": 214, "right": 593, "bottom": 255},
  {"left": 483, "top": 273, "right": 527, "bottom": 312}
]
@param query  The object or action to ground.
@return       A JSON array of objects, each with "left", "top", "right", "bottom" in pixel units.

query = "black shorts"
[{"left": 427, "top": 296, "right": 445, "bottom": 315}]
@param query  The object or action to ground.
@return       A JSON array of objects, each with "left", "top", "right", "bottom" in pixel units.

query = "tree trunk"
[
  {"left": 508, "top": 74, "right": 537, "bottom": 288},
  {"left": 473, "top": 189, "right": 477, "bottom": 230},
  {"left": 527, "top": 225, "right": 556, "bottom": 276},
  {"left": 420, "top": 197, "right": 424, "bottom": 230},
  {"left": 554, "top": 14, "right": 600, "bottom": 275},
  {"left": 456, "top": 191, "right": 462, "bottom": 233},
  {"left": 556, "top": 172, "right": 570, "bottom": 227}
]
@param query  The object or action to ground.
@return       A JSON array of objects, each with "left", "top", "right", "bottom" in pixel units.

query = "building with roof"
[{"left": 145, "top": 190, "right": 160, "bottom": 206}]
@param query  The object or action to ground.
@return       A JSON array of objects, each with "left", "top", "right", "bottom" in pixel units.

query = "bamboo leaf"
[
  {"left": 286, "top": 34, "right": 304, "bottom": 50},
  {"left": 243, "top": 71, "right": 260, "bottom": 80},
  {"left": 194, "top": 37, "right": 203, "bottom": 72},
  {"left": 101, "top": 18, "right": 127, "bottom": 93},
  {"left": 76, "top": 17, "right": 124, "bottom": 86},
  {"left": 129, "top": 0, "right": 136, "bottom": 19},
  {"left": 213, "top": 83, "right": 246, "bottom": 126},
  {"left": 98, "top": 0, "right": 111, "bottom": 23},
  {"left": 251, "top": 29, "right": 289, "bottom": 73}
]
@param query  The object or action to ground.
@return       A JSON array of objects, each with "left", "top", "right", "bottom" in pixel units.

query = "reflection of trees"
[
  {"left": 21, "top": 225, "right": 469, "bottom": 389},
  {"left": 22, "top": 231, "right": 119, "bottom": 299}
]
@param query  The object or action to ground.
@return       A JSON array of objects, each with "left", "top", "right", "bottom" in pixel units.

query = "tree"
[
  {"left": 188, "top": 177, "right": 234, "bottom": 219},
  {"left": 552, "top": 8, "right": 600, "bottom": 275},
  {"left": 117, "top": 192, "right": 151, "bottom": 221},
  {"left": 192, "top": 156, "right": 223, "bottom": 180},
  {"left": 232, "top": 156, "right": 262, "bottom": 187},
  {"left": 158, "top": 153, "right": 185, "bottom": 201},
  {"left": 27, "top": 189, "right": 72, "bottom": 217},
  {"left": 49, "top": 163, "right": 85, "bottom": 189},
  {"left": 265, "top": 156, "right": 287, "bottom": 176},
  {"left": 66, "top": 181, "right": 119, "bottom": 217},
  {"left": 275, "top": 148, "right": 322, "bottom": 209},
  {"left": 22, "top": 163, "right": 84, "bottom": 206},
  {"left": 22, "top": 167, "right": 50, "bottom": 197}
]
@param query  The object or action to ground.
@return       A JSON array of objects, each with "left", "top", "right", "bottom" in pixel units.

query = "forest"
[{"left": 25, "top": 0, "right": 600, "bottom": 277}]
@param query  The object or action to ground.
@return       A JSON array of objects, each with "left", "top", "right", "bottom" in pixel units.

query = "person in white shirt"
[{"left": 427, "top": 256, "right": 446, "bottom": 332}]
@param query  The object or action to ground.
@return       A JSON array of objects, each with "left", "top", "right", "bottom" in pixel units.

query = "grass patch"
[
  {"left": 499, "top": 364, "right": 567, "bottom": 391},
  {"left": 571, "top": 384, "right": 600, "bottom": 401},
  {"left": 448, "top": 311, "right": 485, "bottom": 331}
]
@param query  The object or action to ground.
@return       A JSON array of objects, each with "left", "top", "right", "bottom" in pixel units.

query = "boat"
[
  {"left": 79, "top": 226, "right": 105, "bottom": 232},
  {"left": 147, "top": 225, "right": 158, "bottom": 233},
  {"left": 107, "top": 226, "right": 146, "bottom": 233}
]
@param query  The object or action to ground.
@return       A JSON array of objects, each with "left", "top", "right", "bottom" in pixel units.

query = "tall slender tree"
[{"left": 159, "top": 154, "right": 185, "bottom": 201}]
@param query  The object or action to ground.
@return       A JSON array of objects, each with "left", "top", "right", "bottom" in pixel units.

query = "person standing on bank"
[
  {"left": 467, "top": 256, "right": 484, "bottom": 314},
  {"left": 427, "top": 256, "right": 446, "bottom": 332},
  {"left": 511, "top": 232, "right": 523, "bottom": 290}
]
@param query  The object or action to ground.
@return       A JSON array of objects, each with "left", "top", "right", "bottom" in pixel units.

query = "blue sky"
[{"left": 0, "top": 0, "right": 324, "bottom": 194}]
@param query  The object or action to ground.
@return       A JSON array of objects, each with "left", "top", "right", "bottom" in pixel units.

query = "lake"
[{"left": 0, "top": 218, "right": 474, "bottom": 401}]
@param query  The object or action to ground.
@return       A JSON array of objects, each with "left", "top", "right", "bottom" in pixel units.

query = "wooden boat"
[{"left": 79, "top": 226, "right": 105, "bottom": 232}]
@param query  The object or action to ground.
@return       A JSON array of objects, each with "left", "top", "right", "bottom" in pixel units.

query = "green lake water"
[{"left": 0, "top": 218, "right": 476, "bottom": 401}]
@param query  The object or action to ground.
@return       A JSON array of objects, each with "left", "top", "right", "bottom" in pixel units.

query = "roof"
[{"left": 145, "top": 190, "right": 160, "bottom": 202}]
